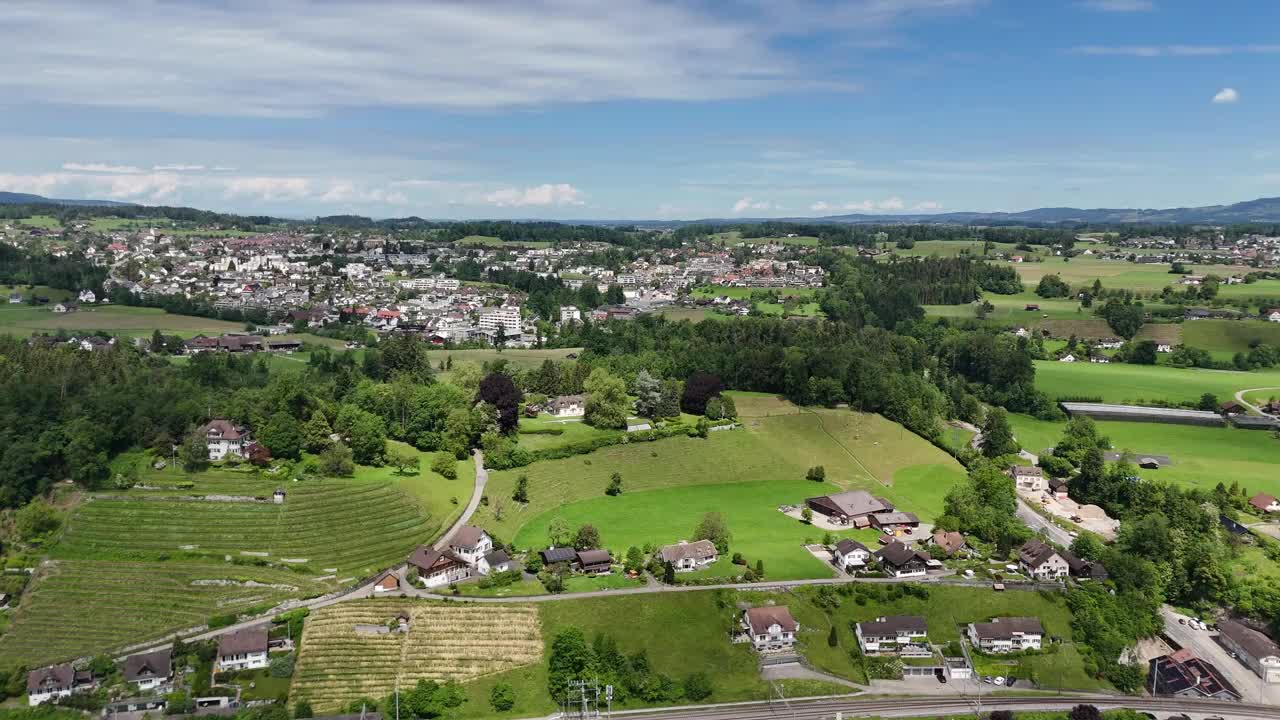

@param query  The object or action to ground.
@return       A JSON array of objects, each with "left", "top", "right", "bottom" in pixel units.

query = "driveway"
[
  {"left": 1015, "top": 498, "right": 1074, "bottom": 547},
  {"left": 1161, "top": 607, "right": 1280, "bottom": 705},
  {"left": 1234, "top": 387, "right": 1280, "bottom": 415}
]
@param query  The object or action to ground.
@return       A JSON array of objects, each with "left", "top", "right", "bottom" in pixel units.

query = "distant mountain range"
[
  {"left": 0, "top": 191, "right": 132, "bottom": 207},
  {"left": 6, "top": 189, "right": 1280, "bottom": 225}
]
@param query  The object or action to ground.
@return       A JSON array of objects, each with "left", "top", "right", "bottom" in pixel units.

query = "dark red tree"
[{"left": 477, "top": 373, "right": 523, "bottom": 434}]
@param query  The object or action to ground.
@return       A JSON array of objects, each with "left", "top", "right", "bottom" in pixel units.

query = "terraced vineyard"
[
  {"left": 0, "top": 560, "right": 327, "bottom": 666},
  {"left": 293, "top": 601, "right": 542, "bottom": 711},
  {"left": 54, "top": 479, "right": 434, "bottom": 576}
]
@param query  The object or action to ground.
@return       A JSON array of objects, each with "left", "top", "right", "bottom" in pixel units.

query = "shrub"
[
  {"left": 490, "top": 682, "right": 515, "bottom": 712},
  {"left": 806, "top": 465, "right": 826, "bottom": 482},
  {"left": 683, "top": 672, "right": 713, "bottom": 701},
  {"left": 207, "top": 613, "right": 238, "bottom": 629},
  {"left": 268, "top": 653, "right": 295, "bottom": 678}
]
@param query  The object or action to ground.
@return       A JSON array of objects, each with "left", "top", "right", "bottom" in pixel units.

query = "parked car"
[{"left": 994, "top": 676, "right": 1006, "bottom": 686}]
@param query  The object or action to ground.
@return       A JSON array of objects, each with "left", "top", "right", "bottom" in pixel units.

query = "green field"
[
  {"left": 0, "top": 284, "right": 74, "bottom": 303},
  {"left": 1183, "top": 319, "right": 1280, "bottom": 353},
  {"left": 0, "top": 304, "right": 243, "bottom": 338},
  {"left": 889, "top": 240, "right": 1019, "bottom": 257},
  {"left": 474, "top": 406, "right": 964, "bottom": 579},
  {"left": 516, "top": 480, "right": 856, "bottom": 580},
  {"left": 691, "top": 285, "right": 819, "bottom": 300},
  {"left": 429, "top": 347, "right": 583, "bottom": 376},
  {"left": 0, "top": 559, "right": 327, "bottom": 668},
  {"left": 1032, "top": 359, "right": 1280, "bottom": 405},
  {"left": 456, "top": 235, "right": 551, "bottom": 249},
  {"left": 1008, "top": 414, "right": 1280, "bottom": 497},
  {"left": 654, "top": 307, "right": 717, "bottom": 323},
  {"left": 1212, "top": 279, "right": 1280, "bottom": 302},
  {"left": 0, "top": 451, "right": 471, "bottom": 668},
  {"left": 709, "top": 231, "right": 820, "bottom": 246}
]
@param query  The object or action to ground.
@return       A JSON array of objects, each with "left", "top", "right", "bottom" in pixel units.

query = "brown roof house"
[
  {"left": 805, "top": 490, "right": 893, "bottom": 527},
  {"left": 832, "top": 538, "right": 872, "bottom": 573},
  {"left": 447, "top": 526, "right": 494, "bottom": 566},
  {"left": 217, "top": 626, "right": 269, "bottom": 672},
  {"left": 658, "top": 539, "right": 718, "bottom": 571},
  {"left": 1250, "top": 493, "right": 1280, "bottom": 514},
  {"left": 967, "top": 617, "right": 1045, "bottom": 654},
  {"left": 874, "top": 541, "right": 930, "bottom": 578},
  {"left": 204, "top": 419, "right": 252, "bottom": 461},
  {"left": 1218, "top": 620, "right": 1280, "bottom": 684},
  {"left": 576, "top": 549, "right": 613, "bottom": 575},
  {"left": 1018, "top": 539, "right": 1069, "bottom": 582},
  {"left": 930, "top": 530, "right": 967, "bottom": 556},
  {"left": 408, "top": 546, "right": 471, "bottom": 589},
  {"left": 27, "top": 664, "right": 90, "bottom": 706},
  {"left": 1149, "top": 649, "right": 1240, "bottom": 701},
  {"left": 123, "top": 649, "right": 173, "bottom": 692},
  {"left": 855, "top": 616, "right": 930, "bottom": 656},
  {"left": 741, "top": 606, "right": 800, "bottom": 651}
]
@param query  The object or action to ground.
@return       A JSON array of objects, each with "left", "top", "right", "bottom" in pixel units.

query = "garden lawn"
[
  {"left": 0, "top": 304, "right": 242, "bottom": 338},
  {"left": 471, "top": 410, "right": 964, "bottom": 544},
  {"left": 775, "top": 585, "right": 1105, "bottom": 691},
  {"left": 516, "top": 415, "right": 620, "bottom": 452},
  {"left": 457, "top": 592, "right": 770, "bottom": 718},
  {"left": 1032, "top": 359, "right": 1280, "bottom": 405},
  {"left": 1008, "top": 414, "right": 1280, "bottom": 497},
  {"left": 514, "top": 480, "right": 848, "bottom": 580},
  {"left": 0, "top": 284, "right": 73, "bottom": 302}
]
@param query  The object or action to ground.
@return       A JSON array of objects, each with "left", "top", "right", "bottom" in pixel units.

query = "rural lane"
[
  {"left": 433, "top": 449, "right": 487, "bottom": 550},
  {"left": 1233, "top": 387, "right": 1280, "bottom": 415}
]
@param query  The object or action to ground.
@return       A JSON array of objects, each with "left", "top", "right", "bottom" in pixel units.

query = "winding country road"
[{"left": 1233, "top": 386, "right": 1280, "bottom": 415}]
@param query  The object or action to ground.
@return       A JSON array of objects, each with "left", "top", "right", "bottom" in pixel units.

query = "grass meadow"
[
  {"left": 0, "top": 304, "right": 243, "bottom": 338},
  {"left": 1032, "top": 359, "right": 1280, "bottom": 405},
  {"left": 1008, "top": 414, "right": 1280, "bottom": 497}
]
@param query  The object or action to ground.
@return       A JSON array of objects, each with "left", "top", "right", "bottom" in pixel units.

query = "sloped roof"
[
  {"left": 858, "top": 615, "right": 927, "bottom": 636},
  {"left": 450, "top": 525, "right": 488, "bottom": 549},
  {"left": 28, "top": 664, "right": 74, "bottom": 692},
  {"left": 659, "top": 539, "right": 717, "bottom": 563},
  {"left": 218, "top": 626, "right": 268, "bottom": 657},
  {"left": 971, "top": 617, "right": 1044, "bottom": 640},
  {"left": 1219, "top": 620, "right": 1280, "bottom": 661},
  {"left": 123, "top": 649, "right": 172, "bottom": 682},
  {"left": 744, "top": 606, "right": 798, "bottom": 634}
]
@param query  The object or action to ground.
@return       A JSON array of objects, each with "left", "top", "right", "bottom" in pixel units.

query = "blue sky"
[{"left": 0, "top": 0, "right": 1277, "bottom": 220}]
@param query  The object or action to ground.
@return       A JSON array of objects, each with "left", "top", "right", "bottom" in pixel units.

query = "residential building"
[
  {"left": 1062, "top": 550, "right": 1108, "bottom": 582},
  {"left": 855, "top": 615, "right": 930, "bottom": 656},
  {"left": 1018, "top": 539, "right": 1069, "bottom": 581},
  {"left": 123, "top": 649, "right": 173, "bottom": 692},
  {"left": 1148, "top": 649, "right": 1240, "bottom": 701},
  {"left": 204, "top": 419, "right": 251, "bottom": 460},
  {"left": 546, "top": 394, "right": 586, "bottom": 418},
  {"left": 1266, "top": 308, "right": 1280, "bottom": 323},
  {"left": 930, "top": 530, "right": 966, "bottom": 556},
  {"left": 1249, "top": 493, "right": 1280, "bottom": 514},
  {"left": 407, "top": 546, "right": 471, "bottom": 588},
  {"left": 576, "top": 549, "right": 613, "bottom": 574},
  {"left": 1048, "top": 477, "right": 1070, "bottom": 500},
  {"left": 869, "top": 511, "right": 920, "bottom": 532},
  {"left": 742, "top": 606, "right": 799, "bottom": 651},
  {"left": 27, "top": 665, "right": 91, "bottom": 706},
  {"left": 804, "top": 490, "right": 894, "bottom": 527},
  {"left": 448, "top": 526, "right": 493, "bottom": 565},
  {"left": 874, "top": 541, "right": 930, "bottom": 578},
  {"left": 1008, "top": 465, "right": 1045, "bottom": 492},
  {"left": 479, "top": 549, "right": 512, "bottom": 575},
  {"left": 216, "top": 627, "right": 269, "bottom": 672},
  {"left": 52, "top": 302, "right": 78, "bottom": 313},
  {"left": 539, "top": 547, "right": 578, "bottom": 566},
  {"left": 477, "top": 306, "right": 521, "bottom": 336},
  {"left": 658, "top": 539, "right": 718, "bottom": 571},
  {"left": 558, "top": 306, "right": 582, "bottom": 325},
  {"left": 372, "top": 571, "right": 400, "bottom": 593},
  {"left": 1217, "top": 620, "right": 1280, "bottom": 684},
  {"left": 967, "top": 617, "right": 1045, "bottom": 654},
  {"left": 832, "top": 538, "right": 871, "bottom": 572}
]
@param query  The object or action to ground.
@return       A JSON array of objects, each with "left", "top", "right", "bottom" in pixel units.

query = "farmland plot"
[{"left": 292, "top": 601, "right": 542, "bottom": 711}]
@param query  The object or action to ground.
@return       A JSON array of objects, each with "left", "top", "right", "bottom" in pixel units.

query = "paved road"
[
  {"left": 1234, "top": 387, "right": 1280, "bottom": 415},
  {"left": 1161, "top": 606, "right": 1280, "bottom": 706},
  {"left": 1016, "top": 497, "right": 1076, "bottom": 547},
  {"left": 433, "top": 449, "right": 487, "bottom": 550},
  {"left": 519, "top": 693, "right": 1280, "bottom": 720}
]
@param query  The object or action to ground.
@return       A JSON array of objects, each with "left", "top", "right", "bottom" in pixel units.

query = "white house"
[
  {"left": 77, "top": 289, "right": 96, "bottom": 304},
  {"left": 52, "top": 302, "right": 78, "bottom": 314},
  {"left": 968, "top": 617, "right": 1045, "bottom": 654},
  {"left": 407, "top": 546, "right": 471, "bottom": 588},
  {"left": 204, "top": 419, "right": 251, "bottom": 460},
  {"left": 123, "top": 649, "right": 173, "bottom": 692},
  {"left": 448, "top": 526, "right": 493, "bottom": 565},
  {"left": 1218, "top": 620, "right": 1280, "bottom": 684},
  {"left": 1018, "top": 539, "right": 1069, "bottom": 581},
  {"left": 855, "top": 616, "right": 930, "bottom": 656},
  {"left": 216, "top": 627, "right": 269, "bottom": 672},
  {"left": 26, "top": 665, "right": 87, "bottom": 706},
  {"left": 559, "top": 306, "right": 582, "bottom": 325},
  {"left": 658, "top": 539, "right": 718, "bottom": 571},
  {"left": 1059, "top": 354, "right": 1076, "bottom": 363},
  {"left": 478, "top": 549, "right": 513, "bottom": 575},
  {"left": 547, "top": 394, "right": 586, "bottom": 418},
  {"left": 1157, "top": 343, "right": 1173, "bottom": 353},
  {"left": 832, "top": 538, "right": 871, "bottom": 572},
  {"left": 1250, "top": 493, "right": 1280, "bottom": 514},
  {"left": 1008, "top": 465, "right": 1045, "bottom": 492},
  {"left": 1267, "top": 309, "right": 1280, "bottom": 323},
  {"left": 742, "top": 606, "right": 799, "bottom": 651}
]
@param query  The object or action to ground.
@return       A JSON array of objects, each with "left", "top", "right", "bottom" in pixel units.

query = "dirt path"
[{"left": 1234, "top": 387, "right": 1280, "bottom": 415}]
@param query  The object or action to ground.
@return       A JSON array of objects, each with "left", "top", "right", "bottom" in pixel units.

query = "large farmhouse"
[
  {"left": 216, "top": 627, "right": 269, "bottom": 672},
  {"left": 804, "top": 490, "right": 894, "bottom": 527},
  {"left": 1018, "top": 539, "right": 1069, "bottom": 581},
  {"left": 658, "top": 539, "right": 718, "bottom": 571},
  {"left": 408, "top": 546, "right": 471, "bottom": 588}
]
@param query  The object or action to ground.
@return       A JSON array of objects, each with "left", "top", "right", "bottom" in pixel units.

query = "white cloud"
[
  {"left": 810, "top": 200, "right": 873, "bottom": 212},
  {"left": 483, "top": 183, "right": 584, "bottom": 207},
  {"left": 732, "top": 197, "right": 772, "bottom": 213},
  {"left": 0, "top": 0, "right": 978, "bottom": 116},
  {"left": 62, "top": 162, "right": 142, "bottom": 173},
  {"left": 1079, "top": 0, "right": 1153, "bottom": 12},
  {"left": 1072, "top": 44, "right": 1280, "bottom": 57},
  {"left": 877, "top": 196, "right": 905, "bottom": 210},
  {"left": 153, "top": 164, "right": 206, "bottom": 171},
  {"left": 1212, "top": 87, "right": 1239, "bottom": 104},
  {"left": 912, "top": 200, "right": 942, "bottom": 211}
]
